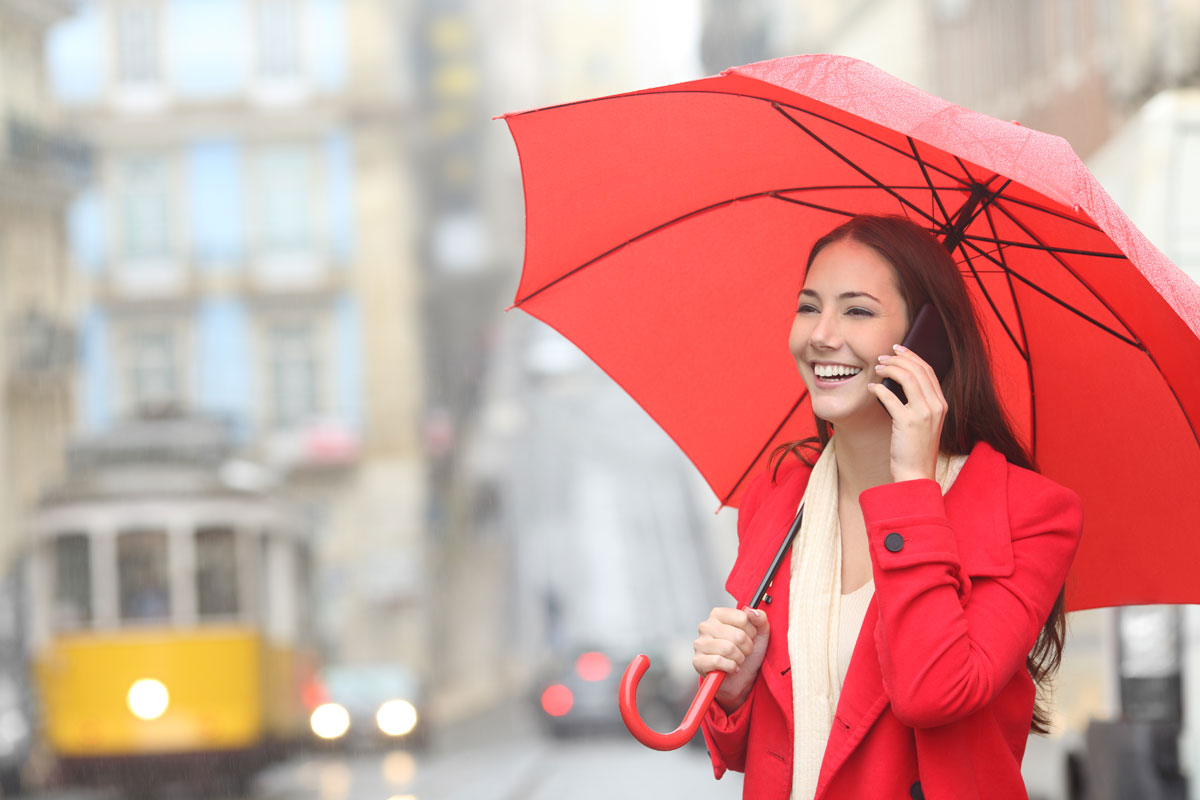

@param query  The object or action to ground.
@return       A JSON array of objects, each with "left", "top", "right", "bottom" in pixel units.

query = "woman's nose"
[{"left": 810, "top": 312, "right": 840, "bottom": 348}]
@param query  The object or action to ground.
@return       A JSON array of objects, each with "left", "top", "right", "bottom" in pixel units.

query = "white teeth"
[{"left": 813, "top": 364, "right": 862, "bottom": 379}]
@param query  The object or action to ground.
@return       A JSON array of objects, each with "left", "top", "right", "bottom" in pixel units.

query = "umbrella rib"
[
  {"left": 957, "top": 237, "right": 1143, "bottom": 349},
  {"left": 987, "top": 193, "right": 1106, "bottom": 233},
  {"left": 771, "top": 103, "right": 940, "bottom": 229},
  {"left": 514, "top": 184, "right": 947, "bottom": 306},
  {"left": 958, "top": 234, "right": 1125, "bottom": 259},
  {"left": 513, "top": 190, "right": 791, "bottom": 305},
  {"left": 981, "top": 202, "right": 1035, "bottom": 358},
  {"left": 722, "top": 390, "right": 811, "bottom": 507},
  {"left": 909, "top": 137, "right": 953, "bottom": 229},
  {"left": 760, "top": 96, "right": 973, "bottom": 185},
  {"left": 768, "top": 192, "right": 870, "bottom": 217},
  {"left": 955, "top": 240, "right": 1028, "bottom": 361},
  {"left": 981, "top": 201, "right": 1038, "bottom": 461},
  {"left": 991, "top": 202, "right": 1142, "bottom": 342}
]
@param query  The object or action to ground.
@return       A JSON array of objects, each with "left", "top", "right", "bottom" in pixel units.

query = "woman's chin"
[{"left": 811, "top": 396, "right": 888, "bottom": 430}]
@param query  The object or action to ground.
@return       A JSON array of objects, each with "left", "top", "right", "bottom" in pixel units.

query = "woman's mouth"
[{"left": 812, "top": 363, "right": 863, "bottom": 383}]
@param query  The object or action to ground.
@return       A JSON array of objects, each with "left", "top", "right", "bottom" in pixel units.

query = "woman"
[{"left": 694, "top": 215, "right": 1083, "bottom": 800}]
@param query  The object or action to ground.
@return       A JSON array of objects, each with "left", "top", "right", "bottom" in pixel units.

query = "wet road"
[
  {"left": 254, "top": 736, "right": 738, "bottom": 800},
  {"left": 21, "top": 702, "right": 742, "bottom": 800}
]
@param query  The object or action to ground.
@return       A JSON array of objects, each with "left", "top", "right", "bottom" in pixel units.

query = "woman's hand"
[
  {"left": 868, "top": 343, "right": 947, "bottom": 482},
  {"left": 693, "top": 606, "right": 770, "bottom": 712}
]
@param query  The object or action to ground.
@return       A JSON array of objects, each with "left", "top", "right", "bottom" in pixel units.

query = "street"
[
  {"left": 252, "top": 696, "right": 741, "bottom": 800},
  {"left": 18, "top": 701, "right": 741, "bottom": 800}
]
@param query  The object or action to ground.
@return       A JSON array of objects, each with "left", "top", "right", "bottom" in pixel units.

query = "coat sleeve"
[
  {"left": 702, "top": 680, "right": 758, "bottom": 776},
  {"left": 859, "top": 467, "right": 1082, "bottom": 729},
  {"left": 700, "top": 465, "right": 781, "bottom": 778}
]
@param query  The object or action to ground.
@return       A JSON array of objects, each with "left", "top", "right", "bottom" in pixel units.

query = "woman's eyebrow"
[{"left": 798, "top": 289, "right": 882, "bottom": 303}]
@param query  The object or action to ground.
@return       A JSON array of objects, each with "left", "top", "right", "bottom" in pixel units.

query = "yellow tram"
[{"left": 24, "top": 415, "right": 315, "bottom": 786}]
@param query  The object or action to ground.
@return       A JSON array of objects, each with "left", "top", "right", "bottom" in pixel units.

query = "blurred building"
[
  {"left": 702, "top": 0, "right": 1200, "bottom": 161},
  {"left": 0, "top": 0, "right": 83, "bottom": 568},
  {"left": 45, "top": 0, "right": 428, "bottom": 677}
]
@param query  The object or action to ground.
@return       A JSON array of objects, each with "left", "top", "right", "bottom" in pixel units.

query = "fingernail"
[
  {"left": 893, "top": 344, "right": 907, "bottom": 352},
  {"left": 878, "top": 354, "right": 891, "bottom": 361},
  {"left": 734, "top": 667, "right": 741, "bottom": 674},
  {"left": 874, "top": 364, "right": 885, "bottom": 371}
]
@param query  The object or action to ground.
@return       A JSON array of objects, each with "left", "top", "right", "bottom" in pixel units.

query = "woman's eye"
[
  {"left": 845, "top": 307, "right": 875, "bottom": 317},
  {"left": 796, "top": 303, "right": 818, "bottom": 314}
]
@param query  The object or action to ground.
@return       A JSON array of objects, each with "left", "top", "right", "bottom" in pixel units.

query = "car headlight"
[
  {"left": 127, "top": 679, "right": 169, "bottom": 721},
  {"left": 0, "top": 709, "right": 28, "bottom": 754},
  {"left": 310, "top": 703, "right": 351, "bottom": 739},
  {"left": 376, "top": 699, "right": 418, "bottom": 736}
]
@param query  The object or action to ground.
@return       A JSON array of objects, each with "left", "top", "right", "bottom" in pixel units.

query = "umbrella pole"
[{"left": 619, "top": 505, "right": 804, "bottom": 751}]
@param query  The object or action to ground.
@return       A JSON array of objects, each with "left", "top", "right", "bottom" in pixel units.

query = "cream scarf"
[{"left": 788, "top": 438, "right": 966, "bottom": 799}]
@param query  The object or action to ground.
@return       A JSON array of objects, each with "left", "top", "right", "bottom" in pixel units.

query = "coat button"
[
  {"left": 909, "top": 781, "right": 924, "bottom": 800},
  {"left": 763, "top": 594, "right": 772, "bottom": 605},
  {"left": 885, "top": 532, "right": 905, "bottom": 552}
]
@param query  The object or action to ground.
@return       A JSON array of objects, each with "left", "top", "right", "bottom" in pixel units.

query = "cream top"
[{"left": 836, "top": 579, "right": 875, "bottom": 692}]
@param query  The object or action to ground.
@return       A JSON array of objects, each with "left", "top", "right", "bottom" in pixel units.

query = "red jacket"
[{"left": 702, "top": 441, "right": 1083, "bottom": 800}]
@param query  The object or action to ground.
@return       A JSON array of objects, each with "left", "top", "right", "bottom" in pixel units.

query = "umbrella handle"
[{"left": 618, "top": 653, "right": 724, "bottom": 750}]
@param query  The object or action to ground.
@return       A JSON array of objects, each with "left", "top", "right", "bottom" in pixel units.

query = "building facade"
[
  {"left": 0, "top": 0, "right": 82, "bottom": 568},
  {"left": 47, "top": 0, "right": 428, "bottom": 675}
]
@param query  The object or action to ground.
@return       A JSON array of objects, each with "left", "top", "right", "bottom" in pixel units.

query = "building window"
[
  {"left": 117, "top": 529, "right": 171, "bottom": 622},
  {"left": 126, "top": 326, "right": 181, "bottom": 412},
  {"left": 256, "top": 0, "right": 303, "bottom": 80},
  {"left": 116, "top": 2, "right": 160, "bottom": 87},
  {"left": 121, "top": 156, "right": 171, "bottom": 260},
  {"left": 196, "top": 526, "right": 239, "bottom": 618},
  {"left": 267, "top": 321, "right": 320, "bottom": 427},
  {"left": 257, "top": 146, "right": 313, "bottom": 255},
  {"left": 52, "top": 533, "right": 92, "bottom": 630}
]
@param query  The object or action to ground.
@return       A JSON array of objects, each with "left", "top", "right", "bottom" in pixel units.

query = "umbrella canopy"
[{"left": 501, "top": 55, "right": 1200, "bottom": 612}]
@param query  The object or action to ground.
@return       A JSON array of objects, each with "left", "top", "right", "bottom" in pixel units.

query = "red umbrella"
[{"left": 501, "top": 55, "right": 1200, "bottom": 745}]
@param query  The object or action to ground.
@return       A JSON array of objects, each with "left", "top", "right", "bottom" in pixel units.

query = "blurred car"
[
  {"left": 308, "top": 663, "right": 426, "bottom": 750},
  {"left": 536, "top": 646, "right": 679, "bottom": 739}
]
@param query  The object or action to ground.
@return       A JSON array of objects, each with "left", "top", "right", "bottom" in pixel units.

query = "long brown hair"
[{"left": 771, "top": 214, "right": 1065, "bottom": 735}]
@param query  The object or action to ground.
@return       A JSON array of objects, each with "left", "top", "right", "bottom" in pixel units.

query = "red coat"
[{"left": 702, "top": 441, "right": 1083, "bottom": 800}]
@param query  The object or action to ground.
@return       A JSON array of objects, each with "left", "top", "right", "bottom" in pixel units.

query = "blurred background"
[{"left": 0, "top": 0, "right": 1196, "bottom": 798}]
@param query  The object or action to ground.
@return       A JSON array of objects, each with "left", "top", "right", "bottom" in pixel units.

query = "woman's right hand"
[{"left": 693, "top": 606, "right": 770, "bottom": 712}]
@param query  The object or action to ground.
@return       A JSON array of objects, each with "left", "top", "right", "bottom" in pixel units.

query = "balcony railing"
[{"left": 4, "top": 115, "right": 91, "bottom": 182}]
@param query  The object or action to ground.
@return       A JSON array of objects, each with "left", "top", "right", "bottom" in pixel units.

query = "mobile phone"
[{"left": 881, "top": 304, "right": 952, "bottom": 406}]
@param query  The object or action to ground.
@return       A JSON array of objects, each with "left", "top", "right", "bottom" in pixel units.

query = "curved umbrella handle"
[{"left": 618, "top": 653, "right": 725, "bottom": 750}]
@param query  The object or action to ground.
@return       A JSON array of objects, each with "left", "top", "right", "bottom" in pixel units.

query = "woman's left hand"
[{"left": 867, "top": 344, "right": 947, "bottom": 482}]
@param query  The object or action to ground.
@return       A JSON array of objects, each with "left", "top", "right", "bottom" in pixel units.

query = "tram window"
[
  {"left": 196, "top": 526, "right": 238, "bottom": 618},
  {"left": 52, "top": 533, "right": 92, "bottom": 628},
  {"left": 117, "top": 530, "right": 170, "bottom": 622}
]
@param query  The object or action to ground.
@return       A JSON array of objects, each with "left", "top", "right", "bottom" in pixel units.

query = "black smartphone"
[{"left": 881, "top": 304, "right": 952, "bottom": 406}]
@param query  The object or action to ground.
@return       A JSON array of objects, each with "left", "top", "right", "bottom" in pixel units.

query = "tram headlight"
[
  {"left": 376, "top": 699, "right": 418, "bottom": 737},
  {"left": 310, "top": 702, "right": 351, "bottom": 740},
  {"left": 127, "top": 679, "right": 169, "bottom": 721}
]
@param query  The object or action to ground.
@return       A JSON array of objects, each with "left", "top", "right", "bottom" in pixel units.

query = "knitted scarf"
[{"left": 788, "top": 438, "right": 966, "bottom": 799}]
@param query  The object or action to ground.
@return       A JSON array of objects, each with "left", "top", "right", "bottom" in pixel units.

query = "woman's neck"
[{"left": 831, "top": 416, "right": 895, "bottom": 499}]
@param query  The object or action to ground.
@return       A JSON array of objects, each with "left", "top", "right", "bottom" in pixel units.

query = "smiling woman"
[{"left": 693, "top": 214, "right": 1082, "bottom": 800}]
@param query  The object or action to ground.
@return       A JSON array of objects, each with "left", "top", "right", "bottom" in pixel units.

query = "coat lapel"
[
  {"left": 814, "top": 441, "right": 1014, "bottom": 797},
  {"left": 724, "top": 463, "right": 811, "bottom": 722}
]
